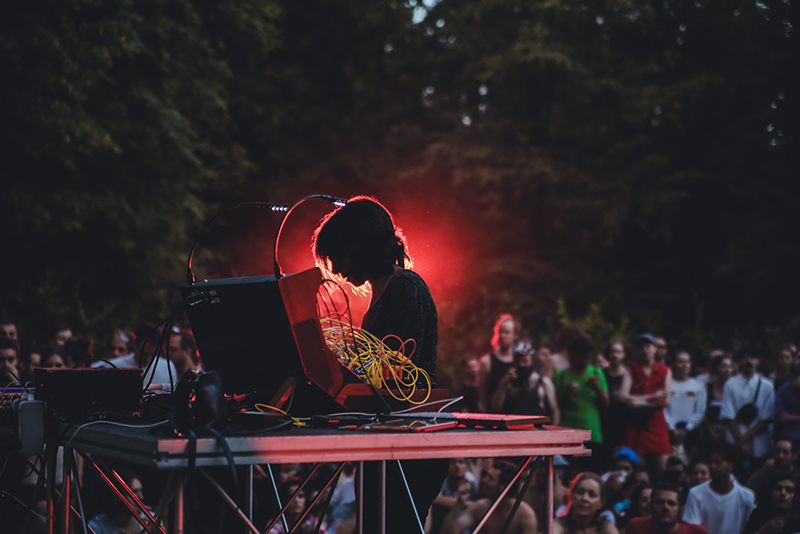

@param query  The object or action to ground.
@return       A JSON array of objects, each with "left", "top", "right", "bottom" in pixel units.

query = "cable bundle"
[{"left": 319, "top": 316, "right": 431, "bottom": 405}]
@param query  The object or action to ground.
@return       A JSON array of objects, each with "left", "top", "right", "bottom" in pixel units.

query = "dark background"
[{"left": 2, "top": 0, "right": 798, "bottom": 383}]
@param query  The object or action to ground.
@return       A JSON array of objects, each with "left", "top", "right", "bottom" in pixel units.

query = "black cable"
[
  {"left": 187, "top": 202, "right": 290, "bottom": 284},
  {"left": 273, "top": 195, "right": 347, "bottom": 279},
  {"left": 73, "top": 358, "right": 118, "bottom": 369}
]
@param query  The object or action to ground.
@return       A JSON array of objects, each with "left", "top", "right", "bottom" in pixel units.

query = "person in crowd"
[
  {"left": 430, "top": 458, "right": 478, "bottom": 534},
  {"left": 683, "top": 442, "right": 756, "bottom": 534},
  {"left": 459, "top": 355, "right": 481, "bottom": 412},
  {"left": 743, "top": 473, "right": 800, "bottom": 534},
  {"left": 625, "top": 484, "right": 708, "bottom": 534},
  {"left": 603, "top": 338, "right": 631, "bottom": 460},
  {"left": 0, "top": 337, "right": 20, "bottom": 387},
  {"left": 665, "top": 351, "right": 706, "bottom": 460},
  {"left": 746, "top": 439, "right": 798, "bottom": 498},
  {"left": 17, "top": 345, "right": 42, "bottom": 384},
  {"left": 700, "top": 354, "right": 734, "bottom": 456},
  {"left": 653, "top": 337, "right": 668, "bottom": 366},
  {"left": 687, "top": 461, "right": 710, "bottom": 487},
  {"left": 491, "top": 341, "right": 560, "bottom": 423},
  {"left": 695, "top": 349, "right": 723, "bottom": 385},
  {"left": 313, "top": 196, "right": 446, "bottom": 534},
  {"left": 620, "top": 334, "right": 672, "bottom": 475},
  {"left": 554, "top": 336, "right": 610, "bottom": 470},
  {"left": 774, "top": 371, "right": 800, "bottom": 441},
  {"left": 603, "top": 449, "right": 650, "bottom": 520},
  {"left": 0, "top": 320, "right": 17, "bottom": 340},
  {"left": 441, "top": 460, "right": 538, "bottom": 534},
  {"left": 92, "top": 323, "right": 178, "bottom": 387},
  {"left": 324, "top": 462, "right": 356, "bottom": 534},
  {"left": 538, "top": 344, "right": 559, "bottom": 380},
  {"left": 553, "top": 323, "right": 585, "bottom": 372},
  {"left": 63, "top": 335, "right": 94, "bottom": 367},
  {"left": 552, "top": 472, "right": 618, "bottom": 534},
  {"left": 771, "top": 345, "right": 795, "bottom": 392},
  {"left": 51, "top": 325, "right": 72, "bottom": 354},
  {"left": 523, "top": 456, "right": 570, "bottom": 528},
  {"left": 107, "top": 328, "right": 136, "bottom": 359},
  {"left": 268, "top": 477, "right": 328, "bottom": 534},
  {"left": 40, "top": 347, "right": 65, "bottom": 368},
  {"left": 661, "top": 457, "right": 688, "bottom": 489},
  {"left": 167, "top": 330, "right": 202, "bottom": 380},
  {"left": 618, "top": 482, "right": 652, "bottom": 532},
  {"left": 721, "top": 347, "right": 774, "bottom": 477},
  {"left": 478, "top": 314, "right": 519, "bottom": 413},
  {"left": 88, "top": 470, "right": 152, "bottom": 534}
]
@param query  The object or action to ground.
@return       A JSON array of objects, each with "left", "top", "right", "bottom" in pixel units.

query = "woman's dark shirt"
[{"left": 362, "top": 270, "right": 438, "bottom": 384}]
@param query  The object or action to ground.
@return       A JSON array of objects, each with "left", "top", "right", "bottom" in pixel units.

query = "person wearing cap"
[
  {"left": 491, "top": 341, "right": 560, "bottom": 424},
  {"left": 620, "top": 333, "right": 673, "bottom": 475},
  {"left": 553, "top": 336, "right": 609, "bottom": 471}
]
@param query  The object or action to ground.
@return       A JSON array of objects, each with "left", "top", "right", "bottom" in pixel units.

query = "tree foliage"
[{"left": 1, "top": 0, "right": 798, "bottom": 360}]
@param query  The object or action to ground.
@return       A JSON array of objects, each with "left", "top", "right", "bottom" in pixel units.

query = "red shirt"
[{"left": 626, "top": 517, "right": 709, "bottom": 534}]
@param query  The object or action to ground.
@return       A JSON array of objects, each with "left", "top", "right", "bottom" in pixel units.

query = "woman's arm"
[{"left": 618, "top": 369, "right": 658, "bottom": 407}]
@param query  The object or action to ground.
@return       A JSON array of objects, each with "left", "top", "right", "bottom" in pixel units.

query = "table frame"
[{"left": 55, "top": 423, "right": 590, "bottom": 534}]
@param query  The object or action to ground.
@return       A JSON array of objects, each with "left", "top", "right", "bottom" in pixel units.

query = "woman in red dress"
[{"left": 620, "top": 334, "right": 673, "bottom": 475}]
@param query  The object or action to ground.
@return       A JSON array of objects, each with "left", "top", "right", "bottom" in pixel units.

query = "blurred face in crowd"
[
  {"left": 286, "top": 484, "right": 306, "bottom": 516},
  {"left": 778, "top": 349, "right": 793, "bottom": 373},
  {"left": 738, "top": 352, "right": 759, "bottom": 378},
  {"left": 448, "top": 458, "right": 469, "bottom": 479},
  {"left": 633, "top": 470, "right": 651, "bottom": 486},
  {"left": 570, "top": 478, "right": 604, "bottom": 520},
  {"left": 636, "top": 487, "right": 652, "bottom": 516},
  {"left": 716, "top": 357, "right": 733, "bottom": 382},
  {"left": 608, "top": 343, "right": 625, "bottom": 368},
  {"left": 0, "top": 348, "right": 19, "bottom": 383},
  {"left": 111, "top": 334, "right": 131, "bottom": 357},
  {"left": 457, "top": 480, "right": 473, "bottom": 502},
  {"left": 709, "top": 452, "right": 734, "bottom": 482},
  {"left": 27, "top": 351, "right": 42, "bottom": 369},
  {"left": 513, "top": 350, "right": 535, "bottom": 373},
  {"left": 774, "top": 440, "right": 796, "bottom": 470},
  {"left": 478, "top": 468, "right": 501, "bottom": 499},
  {"left": 674, "top": 352, "right": 692, "bottom": 380},
  {"left": 654, "top": 337, "right": 667, "bottom": 362},
  {"left": 126, "top": 478, "right": 145, "bottom": 508},
  {"left": 651, "top": 489, "right": 681, "bottom": 529},
  {"left": 497, "top": 320, "right": 517, "bottom": 351},
  {"left": 463, "top": 358, "right": 480, "bottom": 379},
  {"left": 538, "top": 346, "right": 555, "bottom": 371},
  {"left": 0, "top": 324, "right": 17, "bottom": 340},
  {"left": 771, "top": 478, "right": 796, "bottom": 512},
  {"left": 615, "top": 460, "right": 634, "bottom": 477},
  {"left": 689, "top": 463, "right": 711, "bottom": 487},
  {"left": 168, "top": 335, "right": 189, "bottom": 364},
  {"left": 639, "top": 342, "right": 657, "bottom": 365},
  {"left": 42, "top": 353, "right": 65, "bottom": 368},
  {"left": 54, "top": 328, "right": 72, "bottom": 347}
]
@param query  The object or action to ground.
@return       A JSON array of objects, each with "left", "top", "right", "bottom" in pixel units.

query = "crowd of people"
[
  {"left": 444, "top": 314, "right": 800, "bottom": 534},
  {"left": 3, "top": 313, "right": 800, "bottom": 534}
]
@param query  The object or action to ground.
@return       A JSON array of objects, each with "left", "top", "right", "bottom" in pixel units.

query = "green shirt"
[{"left": 553, "top": 365, "right": 608, "bottom": 443}]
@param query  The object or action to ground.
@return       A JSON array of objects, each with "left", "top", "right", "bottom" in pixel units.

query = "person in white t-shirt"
[
  {"left": 92, "top": 323, "right": 177, "bottom": 389},
  {"left": 720, "top": 348, "right": 774, "bottom": 468},
  {"left": 683, "top": 442, "right": 756, "bottom": 534},
  {"left": 665, "top": 351, "right": 706, "bottom": 456}
]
